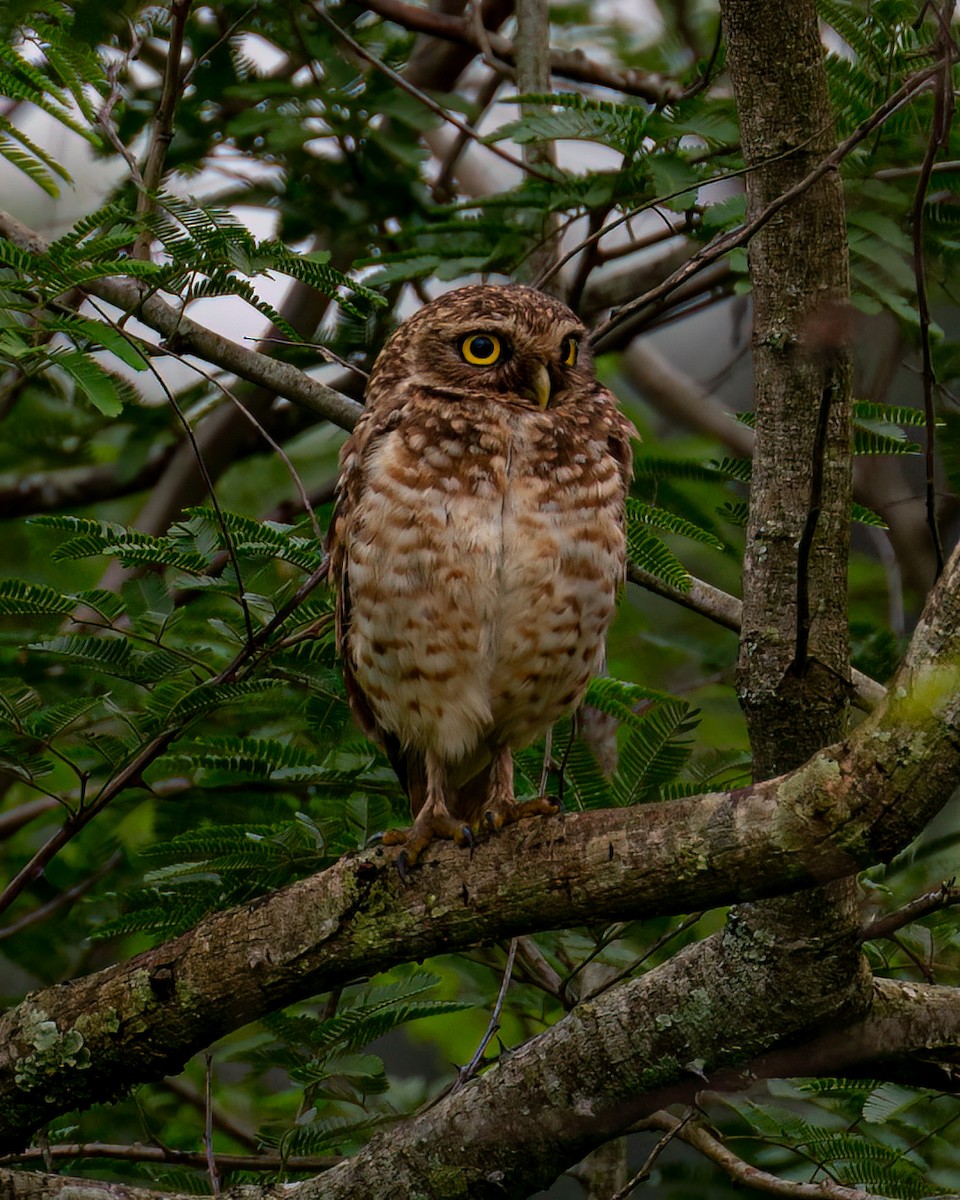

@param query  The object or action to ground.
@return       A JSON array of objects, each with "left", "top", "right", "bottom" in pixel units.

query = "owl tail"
[{"left": 383, "top": 733, "right": 493, "bottom": 827}]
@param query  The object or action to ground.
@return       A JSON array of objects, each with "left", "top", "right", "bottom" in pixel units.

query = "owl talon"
[{"left": 484, "top": 795, "right": 560, "bottom": 834}]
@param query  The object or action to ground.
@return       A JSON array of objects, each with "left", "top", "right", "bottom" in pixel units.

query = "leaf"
[
  {"left": 53, "top": 349, "right": 124, "bottom": 416},
  {"left": 627, "top": 499, "right": 726, "bottom": 549},
  {"left": 0, "top": 579, "right": 74, "bottom": 616},
  {"left": 626, "top": 524, "right": 691, "bottom": 592}
]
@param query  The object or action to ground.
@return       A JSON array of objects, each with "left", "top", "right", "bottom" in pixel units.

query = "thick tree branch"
[
  {"left": 5, "top": 976, "right": 959, "bottom": 1200},
  {"left": 2, "top": 532, "right": 960, "bottom": 1151}
]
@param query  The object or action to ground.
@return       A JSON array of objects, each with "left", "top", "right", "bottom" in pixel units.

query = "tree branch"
[
  {"left": 640, "top": 1111, "right": 889, "bottom": 1200},
  {"left": 2, "top": 529, "right": 960, "bottom": 1150},
  {"left": 5, "top": 976, "right": 959, "bottom": 1200},
  {"left": 589, "top": 60, "right": 948, "bottom": 351},
  {"left": 0, "top": 210, "right": 363, "bottom": 432},
  {"left": 358, "top": 0, "right": 684, "bottom": 102},
  {"left": 626, "top": 564, "right": 886, "bottom": 711}
]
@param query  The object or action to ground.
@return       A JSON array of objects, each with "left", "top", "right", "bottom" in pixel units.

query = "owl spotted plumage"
[{"left": 327, "top": 284, "right": 634, "bottom": 872}]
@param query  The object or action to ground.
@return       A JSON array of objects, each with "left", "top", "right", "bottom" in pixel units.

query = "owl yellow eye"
[
  {"left": 460, "top": 333, "right": 503, "bottom": 366},
  {"left": 561, "top": 336, "right": 579, "bottom": 367}
]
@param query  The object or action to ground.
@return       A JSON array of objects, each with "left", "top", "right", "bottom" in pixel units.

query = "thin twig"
[
  {"left": 152, "top": 343, "right": 323, "bottom": 539},
  {"left": 0, "top": 851, "right": 122, "bottom": 941},
  {"left": 161, "top": 1076, "right": 259, "bottom": 1151},
  {"left": 251, "top": 335, "right": 369, "bottom": 381},
  {"left": 580, "top": 913, "right": 706, "bottom": 1002},
  {"left": 908, "top": 1, "right": 955, "bottom": 578},
  {"left": 133, "top": 0, "right": 193, "bottom": 259},
  {"left": 312, "top": 4, "right": 559, "bottom": 184},
  {"left": 0, "top": 1143, "right": 341, "bottom": 1172},
  {"left": 432, "top": 70, "right": 503, "bottom": 201},
  {"left": 452, "top": 938, "right": 519, "bottom": 1092},
  {"left": 612, "top": 1109, "right": 696, "bottom": 1199},
  {"left": 861, "top": 881, "right": 960, "bottom": 942},
  {"left": 203, "top": 1055, "right": 220, "bottom": 1196},
  {"left": 589, "top": 61, "right": 948, "bottom": 348}
]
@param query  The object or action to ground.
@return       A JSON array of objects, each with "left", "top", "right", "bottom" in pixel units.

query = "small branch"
[
  {"left": 641, "top": 1111, "right": 890, "bottom": 1200},
  {"left": 161, "top": 1076, "right": 259, "bottom": 1152},
  {"left": 0, "top": 851, "right": 121, "bottom": 941},
  {"left": 453, "top": 938, "right": 519, "bottom": 1091},
  {"left": 0, "top": 1144, "right": 341, "bottom": 1171},
  {"left": 203, "top": 1055, "right": 220, "bottom": 1196},
  {"left": 0, "top": 448, "right": 176, "bottom": 519},
  {"left": 515, "top": 0, "right": 559, "bottom": 280},
  {"left": 908, "top": 1, "right": 955, "bottom": 578},
  {"left": 312, "top": 5, "right": 559, "bottom": 184},
  {"left": 0, "top": 797, "right": 58, "bottom": 840},
  {"left": 792, "top": 373, "right": 835, "bottom": 673},
  {"left": 590, "top": 61, "right": 948, "bottom": 349},
  {"left": 358, "top": 0, "right": 683, "bottom": 102},
  {"left": 612, "top": 1110, "right": 695, "bottom": 1199},
  {"left": 0, "top": 210, "right": 363, "bottom": 433},
  {"left": 133, "top": 0, "right": 192, "bottom": 259},
  {"left": 625, "top": 563, "right": 886, "bottom": 712},
  {"left": 861, "top": 881, "right": 960, "bottom": 942},
  {"left": 513, "top": 935, "right": 565, "bottom": 1001}
]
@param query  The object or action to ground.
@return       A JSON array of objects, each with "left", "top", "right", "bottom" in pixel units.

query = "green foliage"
[
  {"left": 720, "top": 1080, "right": 958, "bottom": 1200},
  {"left": 0, "top": 1, "right": 958, "bottom": 1196},
  {"left": 251, "top": 972, "right": 473, "bottom": 1157}
]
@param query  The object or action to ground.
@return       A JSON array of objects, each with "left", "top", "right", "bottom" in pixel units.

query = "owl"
[{"left": 326, "top": 284, "right": 635, "bottom": 874}]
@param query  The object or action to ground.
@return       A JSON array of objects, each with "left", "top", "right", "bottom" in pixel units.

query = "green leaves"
[
  {"left": 725, "top": 1079, "right": 957, "bottom": 1200},
  {"left": 489, "top": 92, "right": 651, "bottom": 157},
  {"left": 253, "top": 972, "right": 472, "bottom": 1156}
]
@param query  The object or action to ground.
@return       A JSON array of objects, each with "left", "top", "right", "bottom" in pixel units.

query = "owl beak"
[{"left": 528, "top": 361, "right": 552, "bottom": 410}]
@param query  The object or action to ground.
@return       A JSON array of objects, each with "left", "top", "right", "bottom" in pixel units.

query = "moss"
[{"left": 13, "top": 1003, "right": 91, "bottom": 1103}]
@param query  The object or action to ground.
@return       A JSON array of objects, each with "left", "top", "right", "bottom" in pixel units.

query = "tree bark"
[
  {"left": 1, "top": 530, "right": 960, "bottom": 1152},
  {"left": 721, "top": 0, "right": 854, "bottom": 773},
  {"left": 4, "top": 975, "right": 960, "bottom": 1200}
]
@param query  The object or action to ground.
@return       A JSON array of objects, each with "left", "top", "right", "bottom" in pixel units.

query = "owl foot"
[
  {"left": 483, "top": 795, "right": 560, "bottom": 833},
  {"left": 384, "top": 811, "right": 474, "bottom": 881}
]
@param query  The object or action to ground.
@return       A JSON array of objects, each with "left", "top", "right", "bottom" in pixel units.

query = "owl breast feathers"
[{"left": 327, "top": 283, "right": 635, "bottom": 871}]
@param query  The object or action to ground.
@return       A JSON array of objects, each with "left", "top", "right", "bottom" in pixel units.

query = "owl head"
[{"left": 368, "top": 284, "right": 594, "bottom": 412}]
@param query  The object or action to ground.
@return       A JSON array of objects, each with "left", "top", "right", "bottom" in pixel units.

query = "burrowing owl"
[{"left": 327, "top": 284, "right": 634, "bottom": 873}]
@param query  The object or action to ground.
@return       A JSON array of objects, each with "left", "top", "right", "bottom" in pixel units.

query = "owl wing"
[{"left": 325, "top": 406, "right": 399, "bottom": 747}]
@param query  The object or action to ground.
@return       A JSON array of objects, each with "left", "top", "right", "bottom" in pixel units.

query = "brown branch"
[
  {"left": 909, "top": 1, "right": 955, "bottom": 578},
  {"left": 625, "top": 564, "right": 886, "bottom": 711},
  {"left": 0, "top": 852, "right": 121, "bottom": 941},
  {"left": 640, "top": 1111, "right": 889, "bottom": 1200},
  {"left": 862, "top": 881, "right": 960, "bottom": 942},
  {"left": 589, "top": 61, "right": 947, "bottom": 350},
  {"left": 358, "top": 0, "right": 683, "bottom": 102},
  {"left": 0, "top": 797, "right": 58, "bottom": 840},
  {"left": 0, "top": 447, "right": 176, "bottom": 518},
  {"left": 0, "top": 1144, "right": 340, "bottom": 1173},
  {"left": 4, "top": 977, "right": 960, "bottom": 1200},
  {"left": 132, "top": 0, "right": 192, "bottom": 259},
  {"left": 0, "top": 210, "right": 363, "bottom": 433}
]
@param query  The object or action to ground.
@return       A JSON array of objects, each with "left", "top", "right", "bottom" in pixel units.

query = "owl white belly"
[{"left": 346, "top": 411, "right": 624, "bottom": 768}]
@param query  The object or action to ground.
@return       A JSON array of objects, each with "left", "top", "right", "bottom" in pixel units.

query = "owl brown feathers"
[{"left": 326, "top": 284, "right": 635, "bottom": 873}]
